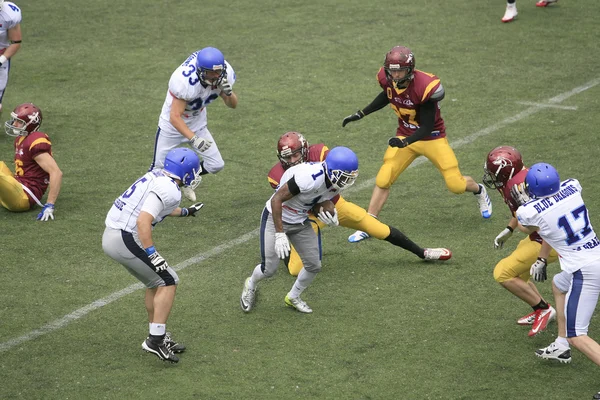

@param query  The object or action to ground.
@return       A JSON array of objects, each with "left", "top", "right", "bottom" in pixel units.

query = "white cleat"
[
  {"left": 502, "top": 4, "right": 518, "bottom": 22},
  {"left": 423, "top": 248, "right": 452, "bottom": 261},
  {"left": 240, "top": 277, "right": 256, "bottom": 312},
  {"left": 284, "top": 295, "right": 313, "bottom": 313},
  {"left": 182, "top": 186, "right": 197, "bottom": 202},
  {"left": 476, "top": 184, "right": 492, "bottom": 219},
  {"left": 535, "top": 341, "right": 571, "bottom": 363},
  {"left": 348, "top": 230, "right": 370, "bottom": 243},
  {"left": 536, "top": 0, "right": 557, "bottom": 7}
]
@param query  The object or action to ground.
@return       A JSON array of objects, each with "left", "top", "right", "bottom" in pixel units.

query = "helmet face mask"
[
  {"left": 196, "top": 47, "right": 226, "bottom": 87},
  {"left": 324, "top": 146, "right": 359, "bottom": 190},
  {"left": 525, "top": 163, "right": 560, "bottom": 199},
  {"left": 163, "top": 148, "right": 202, "bottom": 188},
  {"left": 277, "top": 132, "right": 308, "bottom": 169},
  {"left": 5, "top": 103, "right": 43, "bottom": 137},
  {"left": 384, "top": 46, "right": 415, "bottom": 88},
  {"left": 483, "top": 146, "right": 524, "bottom": 190}
]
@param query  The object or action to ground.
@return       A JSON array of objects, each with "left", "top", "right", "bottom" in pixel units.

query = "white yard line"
[
  {"left": 1, "top": 78, "right": 598, "bottom": 353},
  {"left": 516, "top": 101, "right": 578, "bottom": 110}
]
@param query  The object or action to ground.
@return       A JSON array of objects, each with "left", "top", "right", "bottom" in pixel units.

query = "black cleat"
[
  {"left": 165, "top": 332, "right": 186, "bottom": 353},
  {"left": 142, "top": 337, "right": 179, "bottom": 363}
]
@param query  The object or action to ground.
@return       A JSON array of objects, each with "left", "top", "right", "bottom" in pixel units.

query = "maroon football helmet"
[
  {"left": 277, "top": 131, "right": 309, "bottom": 169},
  {"left": 384, "top": 46, "right": 415, "bottom": 88},
  {"left": 5, "top": 103, "right": 43, "bottom": 137},
  {"left": 483, "top": 146, "right": 524, "bottom": 189}
]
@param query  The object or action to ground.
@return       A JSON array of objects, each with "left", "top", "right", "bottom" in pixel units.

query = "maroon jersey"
[
  {"left": 502, "top": 168, "right": 542, "bottom": 243},
  {"left": 377, "top": 68, "right": 446, "bottom": 140},
  {"left": 13, "top": 131, "right": 52, "bottom": 206}
]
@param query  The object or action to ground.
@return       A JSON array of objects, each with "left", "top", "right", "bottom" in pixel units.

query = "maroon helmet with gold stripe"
[{"left": 384, "top": 46, "right": 415, "bottom": 88}]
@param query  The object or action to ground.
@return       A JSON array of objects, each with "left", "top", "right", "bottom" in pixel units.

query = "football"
[{"left": 311, "top": 200, "right": 335, "bottom": 216}]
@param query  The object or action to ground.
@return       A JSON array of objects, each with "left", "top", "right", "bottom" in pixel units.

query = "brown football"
[{"left": 311, "top": 200, "right": 335, "bottom": 215}]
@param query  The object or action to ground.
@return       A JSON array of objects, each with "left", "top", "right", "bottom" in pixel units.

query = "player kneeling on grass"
[
  {"left": 240, "top": 146, "right": 359, "bottom": 314},
  {"left": 511, "top": 163, "right": 600, "bottom": 399},
  {"left": 267, "top": 132, "right": 451, "bottom": 277},
  {"left": 0, "top": 103, "right": 62, "bottom": 221},
  {"left": 103, "top": 148, "right": 204, "bottom": 363}
]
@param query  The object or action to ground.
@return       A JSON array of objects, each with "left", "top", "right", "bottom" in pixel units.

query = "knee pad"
[
  {"left": 375, "top": 163, "right": 394, "bottom": 189},
  {"left": 553, "top": 271, "right": 571, "bottom": 293},
  {"left": 205, "top": 161, "right": 224, "bottom": 174},
  {"left": 445, "top": 174, "right": 467, "bottom": 194},
  {"left": 303, "top": 261, "right": 322, "bottom": 274}
]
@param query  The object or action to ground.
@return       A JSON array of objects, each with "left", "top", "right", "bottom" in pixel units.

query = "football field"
[{"left": 2, "top": 1, "right": 600, "bottom": 399}]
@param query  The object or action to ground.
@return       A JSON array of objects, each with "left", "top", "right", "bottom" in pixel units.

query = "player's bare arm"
[
  {"left": 220, "top": 90, "right": 238, "bottom": 109},
  {"left": 169, "top": 96, "right": 196, "bottom": 140},
  {"left": 136, "top": 211, "right": 155, "bottom": 249},
  {"left": 271, "top": 181, "right": 297, "bottom": 232},
  {"left": 33, "top": 152, "right": 62, "bottom": 205},
  {"left": 1, "top": 24, "right": 21, "bottom": 64}
]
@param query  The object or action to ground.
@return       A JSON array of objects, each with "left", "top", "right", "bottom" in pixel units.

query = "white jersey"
[
  {"left": 266, "top": 162, "right": 341, "bottom": 224},
  {"left": 0, "top": 2, "right": 21, "bottom": 50},
  {"left": 517, "top": 179, "right": 600, "bottom": 273},
  {"left": 105, "top": 170, "right": 182, "bottom": 233},
  {"left": 158, "top": 51, "right": 236, "bottom": 136}
]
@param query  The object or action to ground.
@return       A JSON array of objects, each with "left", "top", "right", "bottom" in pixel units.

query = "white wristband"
[{"left": 0, "top": 55, "right": 7, "bottom": 65}]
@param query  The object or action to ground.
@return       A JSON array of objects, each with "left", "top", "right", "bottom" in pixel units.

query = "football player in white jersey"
[
  {"left": 240, "top": 147, "right": 359, "bottom": 314},
  {"left": 103, "top": 148, "right": 204, "bottom": 363},
  {"left": 0, "top": 1, "right": 22, "bottom": 112},
  {"left": 511, "top": 163, "right": 600, "bottom": 398},
  {"left": 149, "top": 46, "right": 238, "bottom": 201}
]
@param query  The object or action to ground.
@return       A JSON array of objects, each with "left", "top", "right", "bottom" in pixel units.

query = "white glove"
[
  {"left": 317, "top": 209, "right": 339, "bottom": 226},
  {"left": 145, "top": 246, "right": 169, "bottom": 272},
  {"left": 530, "top": 257, "right": 548, "bottom": 282},
  {"left": 190, "top": 135, "right": 212, "bottom": 152},
  {"left": 274, "top": 232, "right": 290, "bottom": 259},
  {"left": 511, "top": 183, "right": 531, "bottom": 206},
  {"left": 219, "top": 78, "right": 233, "bottom": 96},
  {"left": 37, "top": 203, "right": 55, "bottom": 221},
  {"left": 494, "top": 227, "right": 513, "bottom": 249}
]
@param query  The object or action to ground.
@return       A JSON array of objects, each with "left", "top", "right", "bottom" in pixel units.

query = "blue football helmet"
[
  {"left": 324, "top": 147, "right": 359, "bottom": 190},
  {"left": 163, "top": 148, "right": 202, "bottom": 189},
  {"left": 525, "top": 163, "right": 560, "bottom": 198},
  {"left": 196, "top": 47, "right": 226, "bottom": 87}
]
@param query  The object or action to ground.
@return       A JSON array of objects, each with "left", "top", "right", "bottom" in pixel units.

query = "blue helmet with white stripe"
[
  {"left": 196, "top": 47, "right": 226, "bottom": 87},
  {"left": 163, "top": 148, "right": 202, "bottom": 189},
  {"left": 324, "top": 147, "right": 359, "bottom": 190},
  {"left": 525, "top": 163, "right": 560, "bottom": 198}
]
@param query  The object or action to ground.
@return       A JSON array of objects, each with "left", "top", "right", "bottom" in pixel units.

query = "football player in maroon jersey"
[
  {"left": 484, "top": 146, "right": 557, "bottom": 337},
  {"left": 0, "top": 103, "right": 62, "bottom": 220},
  {"left": 267, "top": 131, "right": 451, "bottom": 276},
  {"left": 342, "top": 46, "right": 492, "bottom": 243}
]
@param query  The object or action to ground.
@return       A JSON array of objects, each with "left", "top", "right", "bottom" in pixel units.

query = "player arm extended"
[
  {"left": 270, "top": 178, "right": 300, "bottom": 232},
  {"left": 33, "top": 152, "right": 62, "bottom": 205},
  {"left": 169, "top": 97, "right": 197, "bottom": 140}
]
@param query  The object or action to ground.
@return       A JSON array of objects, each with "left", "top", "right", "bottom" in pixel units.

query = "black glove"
[
  {"left": 388, "top": 137, "right": 408, "bottom": 148},
  {"left": 181, "top": 202, "right": 204, "bottom": 217},
  {"left": 342, "top": 110, "right": 365, "bottom": 127}
]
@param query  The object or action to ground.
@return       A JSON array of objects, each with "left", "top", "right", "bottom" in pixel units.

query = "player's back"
[{"left": 518, "top": 179, "right": 600, "bottom": 272}]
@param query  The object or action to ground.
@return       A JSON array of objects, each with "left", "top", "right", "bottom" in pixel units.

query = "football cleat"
[
  {"left": 517, "top": 310, "right": 537, "bottom": 325},
  {"left": 536, "top": 0, "right": 558, "bottom": 7},
  {"left": 164, "top": 331, "right": 186, "bottom": 353},
  {"left": 593, "top": 392, "right": 600, "bottom": 400},
  {"left": 528, "top": 306, "right": 556, "bottom": 337},
  {"left": 142, "top": 337, "right": 179, "bottom": 363},
  {"left": 501, "top": 4, "right": 518, "bottom": 22},
  {"left": 348, "top": 230, "right": 370, "bottom": 243},
  {"left": 535, "top": 341, "right": 571, "bottom": 363},
  {"left": 423, "top": 248, "right": 452, "bottom": 261},
  {"left": 475, "top": 184, "right": 492, "bottom": 218},
  {"left": 284, "top": 294, "right": 313, "bottom": 313},
  {"left": 182, "top": 186, "right": 197, "bottom": 202},
  {"left": 240, "top": 277, "right": 256, "bottom": 312}
]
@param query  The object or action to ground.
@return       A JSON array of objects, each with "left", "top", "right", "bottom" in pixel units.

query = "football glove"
[
  {"left": 342, "top": 110, "right": 364, "bottom": 127},
  {"left": 181, "top": 202, "right": 204, "bottom": 217},
  {"left": 274, "top": 232, "right": 290, "bottom": 259},
  {"left": 511, "top": 183, "right": 531, "bottom": 206},
  {"left": 494, "top": 226, "right": 514, "bottom": 249},
  {"left": 317, "top": 209, "right": 339, "bottom": 226},
  {"left": 388, "top": 137, "right": 408, "bottom": 148},
  {"left": 530, "top": 257, "right": 548, "bottom": 282},
  {"left": 190, "top": 135, "right": 212, "bottom": 152},
  {"left": 145, "top": 246, "right": 169, "bottom": 272},
  {"left": 219, "top": 78, "right": 233, "bottom": 96},
  {"left": 37, "top": 203, "right": 55, "bottom": 221}
]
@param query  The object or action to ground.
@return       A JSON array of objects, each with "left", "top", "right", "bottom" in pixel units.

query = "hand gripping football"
[{"left": 311, "top": 200, "right": 335, "bottom": 216}]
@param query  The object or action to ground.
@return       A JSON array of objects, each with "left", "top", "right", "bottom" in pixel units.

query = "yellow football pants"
[
  {"left": 287, "top": 196, "right": 392, "bottom": 276},
  {"left": 0, "top": 161, "right": 30, "bottom": 212},
  {"left": 493, "top": 237, "right": 559, "bottom": 283},
  {"left": 375, "top": 137, "right": 467, "bottom": 194}
]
